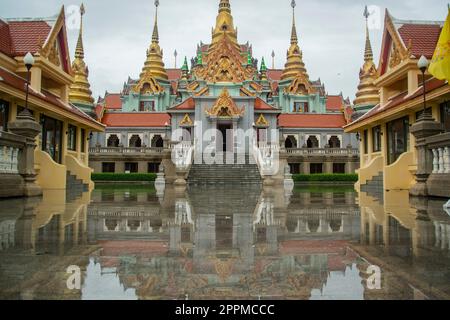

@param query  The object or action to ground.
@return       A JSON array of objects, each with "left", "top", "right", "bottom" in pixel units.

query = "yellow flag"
[{"left": 429, "top": 8, "right": 450, "bottom": 82}]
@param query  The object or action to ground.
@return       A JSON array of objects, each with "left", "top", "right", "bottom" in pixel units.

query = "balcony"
[
  {"left": 89, "top": 146, "right": 165, "bottom": 155},
  {"left": 286, "top": 147, "right": 359, "bottom": 156}
]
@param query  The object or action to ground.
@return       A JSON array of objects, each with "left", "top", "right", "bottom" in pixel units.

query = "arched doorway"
[
  {"left": 307, "top": 136, "right": 319, "bottom": 148},
  {"left": 151, "top": 135, "right": 164, "bottom": 148},
  {"left": 285, "top": 135, "right": 297, "bottom": 149},
  {"left": 328, "top": 136, "right": 341, "bottom": 148},
  {"left": 129, "top": 135, "right": 142, "bottom": 148},
  {"left": 107, "top": 134, "right": 120, "bottom": 147}
]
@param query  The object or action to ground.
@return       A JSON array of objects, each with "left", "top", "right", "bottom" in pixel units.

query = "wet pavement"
[{"left": 0, "top": 184, "right": 449, "bottom": 300}]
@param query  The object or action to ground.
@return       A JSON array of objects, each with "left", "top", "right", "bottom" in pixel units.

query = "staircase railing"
[
  {"left": 173, "top": 141, "right": 194, "bottom": 171},
  {"left": 252, "top": 142, "right": 280, "bottom": 176}
]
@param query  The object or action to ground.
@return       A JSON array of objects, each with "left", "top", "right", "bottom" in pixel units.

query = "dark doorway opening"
[{"left": 218, "top": 124, "right": 232, "bottom": 152}]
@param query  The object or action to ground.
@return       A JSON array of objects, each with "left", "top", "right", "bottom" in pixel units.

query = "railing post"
[
  {"left": 410, "top": 114, "right": 443, "bottom": 197},
  {"left": 8, "top": 110, "right": 42, "bottom": 197}
]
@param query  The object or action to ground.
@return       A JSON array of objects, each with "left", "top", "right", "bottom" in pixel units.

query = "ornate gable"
[
  {"left": 38, "top": 6, "right": 71, "bottom": 74},
  {"left": 193, "top": 36, "right": 255, "bottom": 83},
  {"left": 133, "top": 73, "right": 164, "bottom": 95},
  {"left": 206, "top": 88, "right": 245, "bottom": 117},
  {"left": 255, "top": 114, "right": 269, "bottom": 127},
  {"left": 284, "top": 72, "right": 315, "bottom": 95},
  {"left": 180, "top": 114, "right": 194, "bottom": 126},
  {"left": 379, "top": 10, "right": 412, "bottom": 76}
]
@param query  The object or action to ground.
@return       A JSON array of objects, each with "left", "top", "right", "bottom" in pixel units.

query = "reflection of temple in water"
[
  {"left": 0, "top": 190, "right": 92, "bottom": 299},
  {"left": 1, "top": 185, "right": 449, "bottom": 299},
  {"left": 357, "top": 190, "right": 450, "bottom": 299},
  {"left": 85, "top": 186, "right": 362, "bottom": 299}
]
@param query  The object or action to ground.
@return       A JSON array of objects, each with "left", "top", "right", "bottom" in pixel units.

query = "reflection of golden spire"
[
  {"left": 354, "top": 6, "right": 379, "bottom": 108},
  {"left": 69, "top": 3, "right": 94, "bottom": 106},
  {"left": 211, "top": 0, "right": 239, "bottom": 50},
  {"left": 138, "top": 0, "right": 168, "bottom": 81},
  {"left": 281, "top": 0, "right": 309, "bottom": 81}
]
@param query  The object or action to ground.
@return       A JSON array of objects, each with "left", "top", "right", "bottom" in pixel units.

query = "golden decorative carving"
[
  {"left": 389, "top": 43, "right": 402, "bottom": 69},
  {"left": 214, "top": 258, "right": 236, "bottom": 283},
  {"left": 255, "top": 114, "right": 269, "bottom": 127},
  {"left": 48, "top": 41, "right": 61, "bottom": 67},
  {"left": 194, "top": 36, "right": 256, "bottom": 83},
  {"left": 194, "top": 87, "right": 209, "bottom": 97},
  {"left": 250, "top": 82, "right": 262, "bottom": 92},
  {"left": 206, "top": 88, "right": 244, "bottom": 117},
  {"left": 133, "top": 73, "right": 164, "bottom": 95},
  {"left": 240, "top": 86, "right": 256, "bottom": 97},
  {"left": 180, "top": 114, "right": 194, "bottom": 126},
  {"left": 284, "top": 73, "right": 315, "bottom": 95},
  {"left": 187, "top": 81, "right": 200, "bottom": 92}
]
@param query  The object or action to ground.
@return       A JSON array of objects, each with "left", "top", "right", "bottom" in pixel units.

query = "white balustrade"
[
  {"left": 286, "top": 148, "right": 359, "bottom": 156},
  {"left": 431, "top": 146, "right": 450, "bottom": 174},
  {"left": 0, "top": 145, "right": 19, "bottom": 174}
]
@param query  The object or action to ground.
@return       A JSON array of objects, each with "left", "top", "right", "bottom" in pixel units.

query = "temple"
[{"left": 89, "top": 0, "right": 359, "bottom": 181}]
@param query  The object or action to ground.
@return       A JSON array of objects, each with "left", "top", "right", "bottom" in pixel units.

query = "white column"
[
  {"left": 432, "top": 149, "right": 439, "bottom": 173},
  {"left": 438, "top": 148, "right": 445, "bottom": 174},
  {"left": 444, "top": 147, "right": 450, "bottom": 174}
]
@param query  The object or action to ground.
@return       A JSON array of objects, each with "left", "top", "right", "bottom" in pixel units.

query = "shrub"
[
  {"left": 292, "top": 174, "right": 358, "bottom": 182},
  {"left": 92, "top": 173, "right": 157, "bottom": 182}
]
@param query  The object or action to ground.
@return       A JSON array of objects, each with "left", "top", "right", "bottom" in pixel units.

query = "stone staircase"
[
  {"left": 188, "top": 163, "right": 262, "bottom": 185},
  {"left": 361, "top": 172, "right": 384, "bottom": 201},
  {"left": 66, "top": 171, "right": 88, "bottom": 201}
]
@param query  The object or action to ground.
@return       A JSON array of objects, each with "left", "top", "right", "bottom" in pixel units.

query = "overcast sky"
[{"left": 1, "top": 0, "right": 447, "bottom": 101}]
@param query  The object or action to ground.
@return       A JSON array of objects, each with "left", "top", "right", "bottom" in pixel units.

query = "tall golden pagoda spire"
[
  {"left": 354, "top": 6, "right": 379, "bottom": 109},
  {"left": 281, "top": 0, "right": 309, "bottom": 82},
  {"left": 138, "top": 0, "right": 168, "bottom": 81},
  {"left": 210, "top": 0, "right": 239, "bottom": 50},
  {"left": 69, "top": 3, "right": 94, "bottom": 108}
]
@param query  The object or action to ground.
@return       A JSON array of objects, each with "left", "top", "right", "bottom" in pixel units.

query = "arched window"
[
  {"left": 329, "top": 218, "right": 342, "bottom": 232},
  {"left": 285, "top": 135, "right": 298, "bottom": 149},
  {"left": 307, "top": 136, "right": 319, "bottom": 148},
  {"left": 107, "top": 134, "right": 120, "bottom": 147},
  {"left": 328, "top": 136, "right": 341, "bottom": 148},
  {"left": 151, "top": 135, "right": 164, "bottom": 148},
  {"left": 307, "top": 218, "right": 320, "bottom": 233},
  {"left": 129, "top": 135, "right": 142, "bottom": 148}
]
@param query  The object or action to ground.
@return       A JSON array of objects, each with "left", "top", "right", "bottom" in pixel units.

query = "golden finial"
[
  {"left": 291, "top": 0, "right": 298, "bottom": 44},
  {"left": 152, "top": 0, "right": 159, "bottom": 43},
  {"left": 363, "top": 5, "right": 373, "bottom": 62},
  {"left": 75, "top": 3, "right": 85, "bottom": 59}
]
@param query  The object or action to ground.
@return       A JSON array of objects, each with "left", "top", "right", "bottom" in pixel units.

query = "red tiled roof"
[
  {"left": 102, "top": 112, "right": 170, "bottom": 127},
  {"left": 254, "top": 97, "right": 278, "bottom": 111},
  {"left": 0, "top": 66, "right": 102, "bottom": 129},
  {"left": 94, "top": 104, "right": 104, "bottom": 121},
  {"left": 278, "top": 113, "right": 347, "bottom": 129},
  {"left": 267, "top": 69, "right": 283, "bottom": 81},
  {"left": 326, "top": 95, "right": 344, "bottom": 111},
  {"left": 167, "top": 68, "right": 182, "bottom": 81},
  {"left": 349, "top": 78, "right": 447, "bottom": 126},
  {"left": 0, "top": 20, "right": 12, "bottom": 56},
  {"left": 7, "top": 20, "right": 52, "bottom": 56},
  {"left": 104, "top": 94, "right": 122, "bottom": 110},
  {"left": 397, "top": 23, "right": 442, "bottom": 59},
  {"left": 170, "top": 97, "right": 195, "bottom": 110}
]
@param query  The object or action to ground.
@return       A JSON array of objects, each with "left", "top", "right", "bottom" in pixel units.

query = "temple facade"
[{"left": 89, "top": 0, "right": 359, "bottom": 179}]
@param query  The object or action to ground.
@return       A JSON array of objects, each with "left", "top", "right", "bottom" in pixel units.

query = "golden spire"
[
  {"left": 281, "top": 0, "right": 310, "bottom": 82},
  {"left": 210, "top": 0, "right": 239, "bottom": 50},
  {"left": 354, "top": 5, "right": 379, "bottom": 108},
  {"left": 138, "top": 0, "right": 168, "bottom": 81},
  {"left": 69, "top": 3, "right": 94, "bottom": 107}
]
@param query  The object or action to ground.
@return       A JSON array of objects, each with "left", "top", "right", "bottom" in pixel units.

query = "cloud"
[{"left": 1, "top": 0, "right": 447, "bottom": 101}]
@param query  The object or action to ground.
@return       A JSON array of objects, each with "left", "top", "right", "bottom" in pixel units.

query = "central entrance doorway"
[{"left": 217, "top": 123, "right": 232, "bottom": 153}]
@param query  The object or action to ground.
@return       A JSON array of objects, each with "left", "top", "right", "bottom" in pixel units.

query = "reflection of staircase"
[
  {"left": 361, "top": 172, "right": 384, "bottom": 201},
  {"left": 188, "top": 164, "right": 262, "bottom": 185},
  {"left": 66, "top": 171, "right": 88, "bottom": 201}
]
